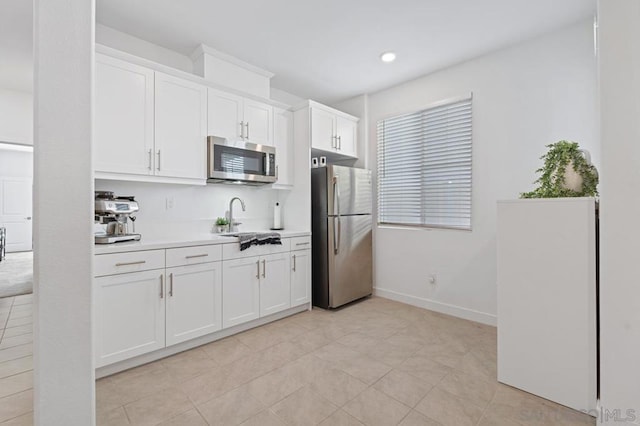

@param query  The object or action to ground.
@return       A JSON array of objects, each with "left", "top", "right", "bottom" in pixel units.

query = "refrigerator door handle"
[{"left": 333, "top": 176, "right": 341, "bottom": 254}]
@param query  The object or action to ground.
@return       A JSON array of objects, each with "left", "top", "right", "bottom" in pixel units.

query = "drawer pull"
[
  {"left": 115, "top": 260, "right": 146, "bottom": 267},
  {"left": 185, "top": 254, "right": 209, "bottom": 259},
  {"left": 296, "top": 242, "right": 310, "bottom": 246}
]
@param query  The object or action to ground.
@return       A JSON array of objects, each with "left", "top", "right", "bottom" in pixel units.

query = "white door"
[
  {"left": 207, "top": 88, "right": 243, "bottom": 140},
  {"left": 0, "top": 178, "right": 32, "bottom": 252},
  {"left": 95, "top": 270, "right": 166, "bottom": 367},
  {"left": 166, "top": 262, "right": 222, "bottom": 346},
  {"left": 222, "top": 256, "right": 261, "bottom": 328},
  {"left": 259, "top": 252, "right": 291, "bottom": 317},
  {"left": 243, "top": 99, "right": 273, "bottom": 146},
  {"left": 273, "top": 108, "right": 293, "bottom": 187},
  {"left": 290, "top": 249, "right": 311, "bottom": 307},
  {"left": 154, "top": 72, "right": 207, "bottom": 179},
  {"left": 95, "top": 55, "right": 155, "bottom": 175},
  {"left": 310, "top": 107, "right": 336, "bottom": 152},
  {"left": 336, "top": 116, "right": 358, "bottom": 158}
]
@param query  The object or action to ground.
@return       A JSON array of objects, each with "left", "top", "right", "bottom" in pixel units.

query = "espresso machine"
[{"left": 94, "top": 191, "right": 141, "bottom": 244}]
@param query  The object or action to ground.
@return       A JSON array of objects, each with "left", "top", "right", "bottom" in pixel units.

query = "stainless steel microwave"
[{"left": 207, "top": 136, "right": 277, "bottom": 185}]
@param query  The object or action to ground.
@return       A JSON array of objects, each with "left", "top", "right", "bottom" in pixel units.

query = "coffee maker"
[{"left": 94, "top": 191, "right": 142, "bottom": 244}]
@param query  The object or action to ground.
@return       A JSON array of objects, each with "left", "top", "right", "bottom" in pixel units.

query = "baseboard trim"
[{"left": 374, "top": 287, "right": 497, "bottom": 326}]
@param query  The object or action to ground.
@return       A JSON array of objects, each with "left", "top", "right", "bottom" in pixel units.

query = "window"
[{"left": 377, "top": 96, "right": 472, "bottom": 230}]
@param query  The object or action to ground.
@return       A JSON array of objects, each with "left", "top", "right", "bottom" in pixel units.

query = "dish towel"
[{"left": 238, "top": 232, "right": 282, "bottom": 251}]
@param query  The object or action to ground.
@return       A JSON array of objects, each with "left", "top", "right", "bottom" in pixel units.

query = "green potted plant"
[
  {"left": 215, "top": 217, "right": 229, "bottom": 233},
  {"left": 521, "top": 140, "right": 599, "bottom": 198}
]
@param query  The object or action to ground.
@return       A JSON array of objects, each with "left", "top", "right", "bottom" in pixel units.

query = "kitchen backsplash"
[{"left": 95, "top": 180, "right": 282, "bottom": 238}]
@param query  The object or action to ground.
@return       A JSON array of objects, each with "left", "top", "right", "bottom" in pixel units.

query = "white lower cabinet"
[
  {"left": 165, "top": 262, "right": 222, "bottom": 346},
  {"left": 95, "top": 237, "right": 310, "bottom": 369},
  {"left": 95, "top": 269, "right": 166, "bottom": 367},
  {"left": 260, "top": 252, "right": 291, "bottom": 317},
  {"left": 290, "top": 249, "right": 311, "bottom": 307},
  {"left": 222, "top": 257, "right": 261, "bottom": 328}
]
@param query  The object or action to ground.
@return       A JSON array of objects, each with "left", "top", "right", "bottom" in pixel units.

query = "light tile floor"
[{"left": 0, "top": 295, "right": 596, "bottom": 425}]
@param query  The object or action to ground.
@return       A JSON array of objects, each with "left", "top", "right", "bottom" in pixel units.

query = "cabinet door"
[
  {"left": 273, "top": 108, "right": 293, "bottom": 187},
  {"left": 208, "top": 88, "right": 243, "bottom": 140},
  {"left": 222, "top": 257, "right": 261, "bottom": 328},
  {"left": 290, "top": 249, "right": 311, "bottom": 307},
  {"left": 336, "top": 115, "right": 358, "bottom": 158},
  {"left": 166, "top": 262, "right": 222, "bottom": 346},
  {"left": 154, "top": 72, "right": 207, "bottom": 179},
  {"left": 310, "top": 107, "right": 336, "bottom": 152},
  {"left": 244, "top": 99, "right": 273, "bottom": 146},
  {"left": 260, "top": 252, "right": 291, "bottom": 317},
  {"left": 95, "top": 55, "right": 154, "bottom": 175},
  {"left": 95, "top": 270, "right": 165, "bottom": 367}
]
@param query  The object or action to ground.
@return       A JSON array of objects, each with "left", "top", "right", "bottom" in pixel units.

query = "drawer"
[
  {"left": 95, "top": 250, "right": 165, "bottom": 277},
  {"left": 290, "top": 235, "right": 311, "bottom": 251},
  {"left": 166, "top": 244, "right": 222, "bottom": 267},
  {"left": 222, "top": 238, "right": 291, "bottom": 260}
]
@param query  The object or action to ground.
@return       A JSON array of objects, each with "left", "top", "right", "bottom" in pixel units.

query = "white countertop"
[{"left": 94, "top": 230, "right": 311, "bottom": 255}]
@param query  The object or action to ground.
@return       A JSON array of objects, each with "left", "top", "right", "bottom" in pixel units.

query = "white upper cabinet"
[
  {"left": 311, "top": 107, "right": 336, "bottom": 153},
  {"left": 207, "top": 88, "right": 273, "bottom": 146},
  {"left": 306, "top": 101, "right": 358, "bottom": 159},
  {"left": 273, "top": 108, "right": 294, "bottom": 187},
  {"left": 154, "top": 72, "right": 207, "bottom": 180},
  {"left": 335, "top": 115, "right": 358, "bottom": 158},
  {"left": 95, "top": 55, "right": 155, "bottom": 175},
  {"left": 207, "top": 89, "right": 244, "bottom": 141},
  {"left": 243, "top": 99, "right": 273, "bottom": 146}
]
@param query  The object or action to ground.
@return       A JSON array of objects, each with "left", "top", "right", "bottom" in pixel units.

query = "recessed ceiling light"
[{"left": 380, "top": 52, "right": 396, "bottom": 63}]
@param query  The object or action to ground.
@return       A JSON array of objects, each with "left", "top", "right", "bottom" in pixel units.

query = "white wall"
[
  {"left": 0, "top": 87, "right": 32, "bottom": 145},
  {"left": 0, "top": 144, "right": 32, "bottom": 177},
  {"left": 94, "top": 180, "right": 290, "bottom": 237},
  {"left": 598, "top": 1, "right": 640, "bottom": 424},
  {"left": 96, "top": 24, "right": 193, "bottom": 73},
  {"left": 367, "top": 20, "right": 598, "bottom": 325},
  {"left": 34, "top": 0, "right": 95, "bottom": 423}
]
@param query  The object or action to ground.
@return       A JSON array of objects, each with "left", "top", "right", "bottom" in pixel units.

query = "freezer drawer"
[{"left": 324, "top": 214, "right": 372, "bottom": 308}]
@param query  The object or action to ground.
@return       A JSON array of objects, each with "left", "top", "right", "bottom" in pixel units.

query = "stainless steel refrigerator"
[{"left": 311, "top": 165, "right": 373, "bottom": 308}]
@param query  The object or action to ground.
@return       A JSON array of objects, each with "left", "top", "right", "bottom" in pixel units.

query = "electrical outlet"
[
  {"left": 165, "top": 197, "right": 174, "bottom": 210},
  {"left": 428, "top": 274, "right": 437, "bottom": 285}
]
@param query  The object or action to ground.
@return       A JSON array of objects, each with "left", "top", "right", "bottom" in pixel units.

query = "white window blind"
[{"left": 377, "top": 96, "right": 472, "bottom": 230}]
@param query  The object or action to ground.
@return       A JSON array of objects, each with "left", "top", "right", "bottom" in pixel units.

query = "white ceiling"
[{"left": 2, "top": 0, "right": 594, "bottom": 103}]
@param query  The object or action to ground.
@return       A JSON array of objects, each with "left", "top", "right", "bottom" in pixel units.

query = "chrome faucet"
[{"left": 228, "top": 197, "right": 246, "bottom": 232}]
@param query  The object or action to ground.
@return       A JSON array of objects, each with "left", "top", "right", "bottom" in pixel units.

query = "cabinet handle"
[
  {"left": 292, "top": 254, "right": 296, "bottom": 272},
  {"left": 262, "top": 259, "right": 266, "bottom": 278},
  {"left": 240, "top": 121, "right": 245, "bottom": 139},
  {"left": 337, "top": 135, "right": 342, "bottom": 150},
  {"left": 157, "top": 150, "right": 161, "bottom": 171},
  {"left": 276, "top": 165, "right": 279, "bottom": 179},
  {"left": 246, "top": 122, "right": 250, "bottom": 139},
  {"left": 115, "top": 260, "right": 146, "bottom": 267},
  {"left": 185, "top": 254, "right": 208, "bottom": 259},
  {"left": 169, "top": 273, "right": 174, "bottom": 297},
  {"left": 160, "top": 274, "right": 164, "bottom": 299},
  {"left": 148, "top": 149, "right": 152, "bottom": 170},
  {"left": 256, "top": 260, "right": 260, "bottom": 279},
  {"left": 295, "top": 242, "right": 310, "bottom": 246}
]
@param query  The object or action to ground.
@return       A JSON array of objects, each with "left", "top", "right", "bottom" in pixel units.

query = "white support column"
[
  {"left": 33, "top": 1, "right": 95, "bottom": 425},
  {"left": 598, "top": 0, "right": 640, "bottom": 425}
]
